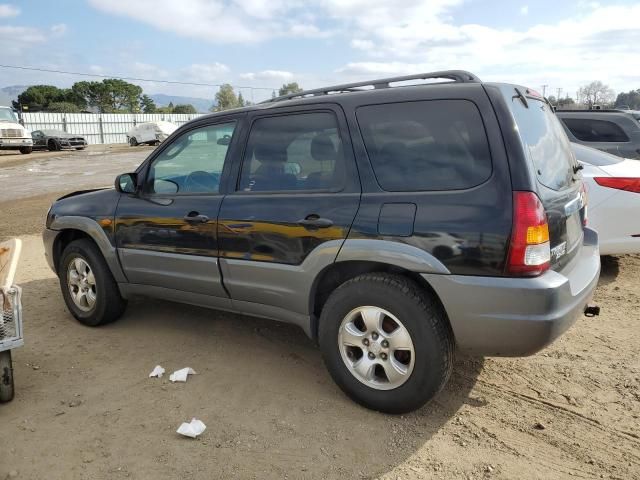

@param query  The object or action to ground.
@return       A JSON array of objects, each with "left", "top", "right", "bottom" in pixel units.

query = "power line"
[{"left": 0, "top": 64, "right": 276, "bottom": 91}]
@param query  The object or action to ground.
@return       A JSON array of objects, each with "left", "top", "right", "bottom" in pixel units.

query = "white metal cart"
[{"left": 0, "top": 239, "right": 23, "bottom": 403}]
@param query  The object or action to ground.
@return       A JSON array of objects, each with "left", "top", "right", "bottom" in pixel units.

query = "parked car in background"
[
  {"left": 43, "top": 71, "right": 599, "bottom": 413},
  {"left": 0, "top": 106, "right": 32, "bottom": 154},
  {"left": 572, "top": 142, "right": 640, "bottom": 255},
  {"left": 31, "top": 129, "right": 87, "bottom": 151},
  {"left": 557, "top": 110, "right": 640, "bottom": 159},
  {"left": 127, "top": 121, "right": 177, "bottom": 146}
]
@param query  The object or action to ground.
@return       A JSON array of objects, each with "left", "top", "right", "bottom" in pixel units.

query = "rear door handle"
[
  {"left": 297, "top": 215, "right": 333, "bottom": 229},
  {"left": 183, "top": 212, "right": 209, "bottom": 224}
]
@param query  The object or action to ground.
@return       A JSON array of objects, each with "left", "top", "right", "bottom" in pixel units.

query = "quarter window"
[
  {"left": 562, "top": 118, "right": 630, "bottom": 142},
  {"left": 356, "top": 100, "right": 492, "bottom": 191},
  {"left": 147, "top": 122, "right": 235, "bottom": 195},
  {"left": 239, "top": 112, "right": 345, "bottom": 192}
]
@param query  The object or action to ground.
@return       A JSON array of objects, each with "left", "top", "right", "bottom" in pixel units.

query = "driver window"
[{"left": 147, "top": 122, "right": 236, "bottom": 195}]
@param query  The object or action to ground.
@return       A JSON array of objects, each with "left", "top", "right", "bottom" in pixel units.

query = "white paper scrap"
[
  {"left": 177, "top": 418, "right": 206, "bottom": 438},
  {"left": 169, "top": 367, "right": 197, "bottom": 383},
  {"left": 149, "top": 365, "right": 165, "bottom": 378}
]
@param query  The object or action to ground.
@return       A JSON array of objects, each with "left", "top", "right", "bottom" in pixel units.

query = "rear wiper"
[{"left": 573, "top": 164, "right": 584, "bottom": 174}]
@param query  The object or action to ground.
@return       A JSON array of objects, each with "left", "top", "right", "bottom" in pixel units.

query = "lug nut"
[
  {"left": 368, "top": 352, "right": 375, "bottom": 360},
  {"left": 381, "top": 353, "right": 388, "bottom": 360},
  {"left": 371, "top": 332, "right": 379, "bottom": 340},
  {"left": 363, "top": 338, "right": 370, "bottom": 346},
  {"left": 381, "top": 340, "right": 389, "bottom": 348}
]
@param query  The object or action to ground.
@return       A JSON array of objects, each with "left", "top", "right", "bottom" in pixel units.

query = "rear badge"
[{"left": 550, "top": 242, "right": 567, "bottom": 261}]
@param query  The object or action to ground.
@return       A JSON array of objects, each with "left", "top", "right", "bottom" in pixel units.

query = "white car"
[
  {"left": 572, "top": 142, "right": 640, "bottom": 255},
  {"left": 127, "top": 121, "right": 177, "bottom": 146}
]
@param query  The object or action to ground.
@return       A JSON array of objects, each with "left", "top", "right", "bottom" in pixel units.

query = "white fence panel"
[{"left": 21, "top": 112, "right": 205, "bottom": 145}]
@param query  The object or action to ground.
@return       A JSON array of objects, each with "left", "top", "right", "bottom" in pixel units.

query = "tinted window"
[
  {"left": 510, "top": 99, "right": 575, "bottom": 190},
  {"left": 562, "top": 118, "right": 630, "bottom": 142},
  {"left": 239, "top": 112, "right": 344, "bottom": 192},
  {"left": 356, "top": 100, "right": 492, "bottom": 191},
  {"left": 147, "top": 122, "right": 235, "bottom": 195}
]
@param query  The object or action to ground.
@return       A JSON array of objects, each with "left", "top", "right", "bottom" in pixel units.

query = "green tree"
[
  {"left": 213, "top": 84, "right": 239, "bottom": 111},
  {"left": 71, "top": 79, "right": 143, "bottom": 113},
  {"left": 140, "top": 94, "right": 157, "bottom": 113},
  {"left": 13, "top": 85, "right": 86, "bottom": 111},
  {"left": 237, "top": 92, "right": 245, "bottom": 107},
  {"left": 278, "top": 82, "right": 303, "bottom": 97},
  {"left": 172, "top": 104, "right": 197, "bottom": 114},
  {"left": 615, "top": 89, "right": 640, "bottom": 110},
  {"left": 46, "top": 102, "right": 81, "bottom": 113}
]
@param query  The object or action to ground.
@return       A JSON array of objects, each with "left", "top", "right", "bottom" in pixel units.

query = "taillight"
[
  {"left": 506, "top": 191, "right": 551, "bottom": 277},
  {"left": 594, "top": 177, "right": 640, "bottom": 193}
]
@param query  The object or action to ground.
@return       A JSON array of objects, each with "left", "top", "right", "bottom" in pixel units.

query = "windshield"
[
  {"left": 0, "top": 108, "right": 19, "bottom": 123},
  {"left": 42, "top": 129, "right": 67, "bottom": 136}
]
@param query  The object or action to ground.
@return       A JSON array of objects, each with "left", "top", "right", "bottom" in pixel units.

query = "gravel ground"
[{"left": 0, "top": 151, "right": 638, "bottom": 480}]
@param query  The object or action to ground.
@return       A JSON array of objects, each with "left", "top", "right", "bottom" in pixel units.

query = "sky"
[{"left": 1, "top": 0, "right": 639, "bottom": 103}]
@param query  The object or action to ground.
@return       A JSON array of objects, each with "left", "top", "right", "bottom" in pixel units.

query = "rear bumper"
[{"left": 423, "top": 228, "right": 601, "bottom": 356}]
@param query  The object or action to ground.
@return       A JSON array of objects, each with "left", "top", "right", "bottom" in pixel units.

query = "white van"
[
  {"left": 0, "top": 107, "right": 33, "bottom": 154},
  {"left": 126, "top": 121, "right": 177, "bottom": 146}
]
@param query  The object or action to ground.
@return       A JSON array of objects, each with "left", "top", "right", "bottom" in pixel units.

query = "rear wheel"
[
  {"left": 319, "top": 273, "right": 454, "bottom": 414},
  {"left": 129, "top": 137, "right": 138, "bottom": 147},
  {"left": 59, "top": 239, "right": 127, "bottom": 326},
  {"left": 0, "top": 351, "right": 14, "bottom": 403},
  {"left": 19, "top": 147, "right": 32, "bottom": 154}
]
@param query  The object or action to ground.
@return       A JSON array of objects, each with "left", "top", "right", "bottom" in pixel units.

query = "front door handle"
[
  {"left": 297, "top": 214, "right": 334, "bottom": 229},
  {"left": 184, "top": 212, "right": 209, "bottom": 224}
]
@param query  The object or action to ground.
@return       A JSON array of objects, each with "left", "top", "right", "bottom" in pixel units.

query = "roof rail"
[{"left": 266, "top": 70, "right": 481, "bottom": 103}]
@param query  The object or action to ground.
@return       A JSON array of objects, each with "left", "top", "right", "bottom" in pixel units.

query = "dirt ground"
[{"left": 0, "top": 187, "right": 638, "bottom": 479}]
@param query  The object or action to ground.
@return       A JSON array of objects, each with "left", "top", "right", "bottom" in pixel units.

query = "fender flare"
[{"left": 49, "top": 216, "right": 127, "bottom": 283}]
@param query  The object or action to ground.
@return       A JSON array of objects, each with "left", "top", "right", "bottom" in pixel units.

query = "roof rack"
[{"left": 266, "top": 70, "right": 481, "bottom": 103}]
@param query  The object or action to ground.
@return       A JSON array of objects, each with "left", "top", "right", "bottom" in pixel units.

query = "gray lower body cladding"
[{"left": 424, "top": 228, "right": 600, "bottom": 356}]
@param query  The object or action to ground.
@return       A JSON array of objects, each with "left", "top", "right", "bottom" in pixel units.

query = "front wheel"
[
  {"left": 19, "top": 147, "right": 32, "bottom": 154},
  {"left": 47, "top": 139, "right": 60, "bottom": 151},
  {"left": 0, "top": 351, "right": 14, "bottom": 403},
  {"left": 129, "top": 137, "right": 138, "bottom": 147},
  {"left": 319, "top": 273, "right": 454, "bottom": 414},
  {"left": 59, "top": 239, "right": 127, "bottom": 326}
]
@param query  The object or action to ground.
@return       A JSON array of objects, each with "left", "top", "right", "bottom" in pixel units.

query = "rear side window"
[
  {"left": 356, "top": 100, "right": 492, "bottom": 191},
  {"left": 239, "top": 112, "right": 345, "bottom": 192},
  {"left": 562, "top": 118, "right": 630, "bottom": 142},
  {"left": 509, "top": 98, "right": 575, "bottom": 191}
]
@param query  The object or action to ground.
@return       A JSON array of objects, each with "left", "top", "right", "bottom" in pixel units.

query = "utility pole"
[{"left": 542, "top": 84, "right": 548, "bottom": 97}]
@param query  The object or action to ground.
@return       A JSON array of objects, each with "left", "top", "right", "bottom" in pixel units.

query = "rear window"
[
  {"left": 571, "top": 142, "right": 623, "bottom": 166},
  {"left": 356, "top": 100, "right": 492, "bottom": 191},
  {"left": 562, "top": 118, "right": 630, "bottom": 142},
  {"left": 509, "top": 97, "right": 575, "bottom": 191}
]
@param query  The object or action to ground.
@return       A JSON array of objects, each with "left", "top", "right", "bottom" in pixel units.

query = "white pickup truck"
[{"left": 0, "top": 106, "right": 33, "bottom": 154}]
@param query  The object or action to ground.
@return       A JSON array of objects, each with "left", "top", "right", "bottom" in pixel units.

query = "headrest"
[
  {"left": 311, "top": 133, "right": 337, "bottom": 162},
  {"left": 254, "top": 142, "right": 286, "bottom": 164}
]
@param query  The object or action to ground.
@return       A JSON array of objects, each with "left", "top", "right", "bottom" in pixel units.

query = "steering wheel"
[{"left": 184, "top": 171, "right": 217, "bottom": 193}]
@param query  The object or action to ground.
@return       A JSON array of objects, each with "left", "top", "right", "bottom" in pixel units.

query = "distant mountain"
[
  {"left": 149, "top": 94, "right": 214, "bottom": 113},
  {"left": 0, "top": 85, "right": 30, "bottom": 105}
]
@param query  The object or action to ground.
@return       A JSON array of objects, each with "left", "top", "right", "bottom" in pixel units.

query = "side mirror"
[{"left": 115, "top": 173, "right": 138, "bottom": 194}]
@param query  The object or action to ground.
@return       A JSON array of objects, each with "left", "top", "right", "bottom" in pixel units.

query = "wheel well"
[
  {"left": 309, "top": 261, "right": 447, "bottom": 341},
  {"left": 52, "top": 229, "right": 94, "bottom": 272}
]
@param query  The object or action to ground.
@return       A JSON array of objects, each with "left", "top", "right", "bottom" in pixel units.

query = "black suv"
[{"left": 43, "top": 71, "right": 600, "bottom": 413}]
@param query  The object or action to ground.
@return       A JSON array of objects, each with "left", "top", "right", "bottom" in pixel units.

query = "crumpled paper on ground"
[
  {"left": 177, "top": 418, "right": 206, "bottom": 438},
  {"left": 149, "top": 365, "right": 165, "bottom": 378},
  {"left": 169, "top": 367, "right": 197, "bottom": 382}
]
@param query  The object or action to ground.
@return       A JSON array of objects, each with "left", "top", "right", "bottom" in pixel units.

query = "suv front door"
[
  {"left": 115, "top": 119, "right": 240, "bottom": 300},
  {"left": 218, "top": 105, "right": 360, "bottom": 318}
]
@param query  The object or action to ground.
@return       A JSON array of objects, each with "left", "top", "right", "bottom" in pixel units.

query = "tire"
[
  {"left": 58, "top": 238, "right": 127, "bottom": 327},
  {"left": 47, "top": 139, "right": 60, "bottom": 151},
  {"left": 129, "top": 137, "right": 138, "bottom": 147},
  {"left": 318, "top": 273, "right": 454, "bottom": 414},
  {"left": 19, "top": 147, "right": 32, "bottom": 154},
  {"left": 0, "top": 351, "right": 14, "bottom": 403},
  {"left": 75, "top": 146, "right": 86, "bottom": 150}
]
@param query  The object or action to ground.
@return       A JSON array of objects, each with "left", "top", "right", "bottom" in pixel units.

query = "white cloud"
[
  {"left": 0, "top": 26, "right": 47, "bottom": 55},
  {"left": 239, "top": 70, "right": 294, "bottom": 82},
  {"left": 520, "top": 5, "right": 529, "bottom": 15},
  {"left": 0, "top": 4, "right": 19, "bottom": 18},
  {"left": 50, "top": 23, "right": 67, "bottom": 36}
]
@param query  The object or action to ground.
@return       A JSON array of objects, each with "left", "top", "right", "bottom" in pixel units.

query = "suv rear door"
[
  {"left": 495, "top": 86, "right": 586, "bottom": 271},
  {"left": 217, "top": 104, "right": 361, "bottom": 314}
]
